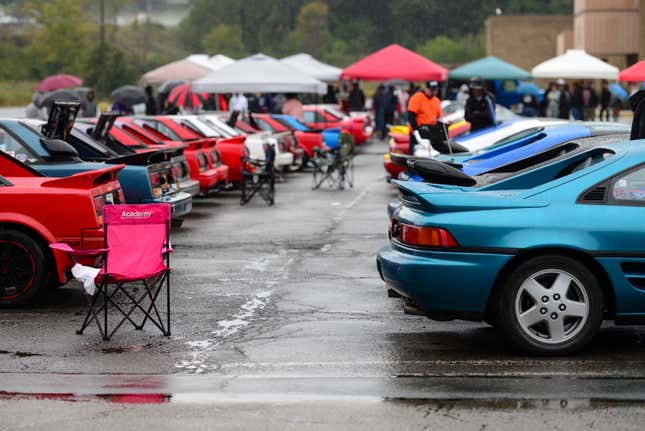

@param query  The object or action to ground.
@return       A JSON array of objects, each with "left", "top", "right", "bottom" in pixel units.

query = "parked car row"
[
  {"left": 0, "top": 102, "right": 369, "bottom": 307},
  {"left": 376, "top": 113, "right": 645, "bottom": 356}
]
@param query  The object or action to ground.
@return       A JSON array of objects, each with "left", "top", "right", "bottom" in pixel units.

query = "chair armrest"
[{"left": 50, "top": 243, "right": 109, "bottom": 256}]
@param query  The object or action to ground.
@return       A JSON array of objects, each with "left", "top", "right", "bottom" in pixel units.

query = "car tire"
[
  {"left": 497, "top": 255, "right": 603, "bottom": 356},
  {"left": 0, "top": 228, "right": 50, "bottom": 307}
]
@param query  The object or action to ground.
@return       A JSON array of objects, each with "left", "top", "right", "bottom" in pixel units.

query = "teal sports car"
[{"left": 377, "top": 136, "right": 645, "bottom": 355}]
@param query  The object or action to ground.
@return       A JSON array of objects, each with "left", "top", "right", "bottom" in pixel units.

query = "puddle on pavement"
[
  {"left": 0, "top": 350, "right": 43, "bottom": 357},
  {"left": 100, "top": 344, "right": 153, "bottom": 354}
]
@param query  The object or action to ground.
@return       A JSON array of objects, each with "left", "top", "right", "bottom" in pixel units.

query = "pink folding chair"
[{"left": 51, "top": 204, "right": 172, "bottom": 340}]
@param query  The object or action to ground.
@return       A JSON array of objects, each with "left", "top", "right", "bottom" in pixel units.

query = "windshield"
[
  {"left": 202, "top": 117, "right": 241, "bottom": 137},
  {"left": 0, "top": 125, "right": 40, "bottom": 163}
]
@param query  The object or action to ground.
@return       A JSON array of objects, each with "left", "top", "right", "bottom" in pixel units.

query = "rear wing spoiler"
[
  {"left": 406, "top": 159, "right": 476, "bottom": 187},
  {"left": 42, "top": 164, "right": 124, "bottom": 189},
  {"left": 90, "top": 111, "right": 120, "bottom": 140},
  {"left": 41, "top": 101, "right": 80, "bottom": 140}
]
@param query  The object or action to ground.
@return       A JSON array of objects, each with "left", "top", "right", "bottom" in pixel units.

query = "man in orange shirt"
[{"left": 407, "top": 80, "right": 443, "bottom": 154}]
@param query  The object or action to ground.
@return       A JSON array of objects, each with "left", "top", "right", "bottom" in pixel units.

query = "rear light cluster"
[
  {"left": 93, "top": 188, "right": 124, "bottom": 225},
  {"left": 210, "top": 149, "right": 221, "bottom": 164},
  {"left": 197, "top": 153, "right": 209, "bottom": 172},
  {"left": 391, "top": 219, "right": 458, "bottom": 248},
  {"left": 171, "top": 156, "right": 190, "bottom": 181},
  {"left": 148, "top": 163, "right": 179, "bottom": 198}
]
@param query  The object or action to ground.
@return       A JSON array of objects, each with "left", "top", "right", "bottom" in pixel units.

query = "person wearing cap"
[
  {"left": 406, "top": 80, "right": 443, "bottom": 154},
  {"left": 464, "top": 77, "right": 495, "bottom": 132}
]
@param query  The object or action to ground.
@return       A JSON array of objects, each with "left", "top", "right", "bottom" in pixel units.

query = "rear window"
[{"left": 480, "top": 128, "right": 542, "bottom": 153}]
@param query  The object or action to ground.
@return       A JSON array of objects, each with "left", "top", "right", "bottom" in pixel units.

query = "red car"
[
  {"left": 135, "top": 116, "right": 247, "bottom": 184},
  {"left": 77, "top": 118, "right": 200, "bottom": 199},
  {"left": 0, "top": 151, "right": 124, "bottom": 306},
  {"left": 303, "top": 105, "right": 371, "bottom": 145}
]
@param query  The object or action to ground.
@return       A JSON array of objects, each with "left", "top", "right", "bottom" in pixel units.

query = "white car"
[{"left": 180, "top": 115, "right": 294, "bottom": 169}]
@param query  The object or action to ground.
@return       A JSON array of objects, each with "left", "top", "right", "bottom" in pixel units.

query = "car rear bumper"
[
  {"left": 144, "top": 191, "right": 192, "bottom": 218},
  {"left": 179, "top": 179, "right": 200, "bottom": 197},
  {"left": 198, "top": 169, "right": 220, "bottom": 192},
  {"left": 376, "top": 243, "right": 513, "bottom": 315}
]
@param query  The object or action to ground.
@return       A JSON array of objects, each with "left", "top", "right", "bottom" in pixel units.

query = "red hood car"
[
  {"left": 134, "top": 116, "right": 247, "bottom": 184},
  {"left": 81, "top": 118, "right": 200, "bottom": 198},
  {"left": 0, "top": 150, "right": 124, "bottom": 306},
  {"left": 303, "top": 105, "right": 371, "bottom": 145}
]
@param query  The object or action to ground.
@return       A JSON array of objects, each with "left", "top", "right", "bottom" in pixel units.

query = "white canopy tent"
[
  {"left": 280, "top": 53, "right": 341, "bottom": 82},
  {"left": 531, "top": 49, "right": 619, "bottom": 80},
  {"left": 140, "top": 54, "right": 234, "bottom": 85},
  {"left": 192, "top": 53, "right": 327, "bottom": 94}
]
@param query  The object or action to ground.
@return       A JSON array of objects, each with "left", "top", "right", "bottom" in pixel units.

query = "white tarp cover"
[
  {"left": 192, "top": 53, "right": 327, "bottom": 94},
  {"left": 531, "top": 49, "right": 619, "bottom": 80},
  {"left": 140, "top": 54, "right": 234, "bottom": 85},
  {"left": 281, "top": 53, "right": 341, "bottom": 82}
]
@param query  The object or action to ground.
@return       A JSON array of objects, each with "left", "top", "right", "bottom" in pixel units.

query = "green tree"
[
  {"left": 292, "top": 1, "right": 330, "bottom": 58},
  {"left": 416, "top": 34, "right": 485, "bottom": 65},
  {"left": 202, "top": 24, "right": 246, "bottom": 58},
  {"left": 83, "top": 42, "right": 138, "bottom": 96},
  {"left": 24, "top": 0, "right": 94, "bottom": 75}
]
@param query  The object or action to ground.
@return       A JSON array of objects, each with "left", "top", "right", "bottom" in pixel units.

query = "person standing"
[
  {"left": 583, "top": 81, "right": 598, "bottom": 121},
  {"left": 558, "top": 82, "right": 572, "bottom": 120},
  {"left": 372, "top": 84, "right": 385, "bottom": 138},
  {"left": 282, "top": 93, "right": 304, "bottom": 121},
  {"left": 406, "top": 80, "right": 443, "bottom": 154},
  {"left": 544, "top": 81, "right": 560, "bottom": 118},
  {"left": 229, "top": 93, "right": 248, "bottom": 115},
  {"left": 348, "top": 80, "right": 365, "bottom": 112},
  {"left": 383, "top": 85, "right": 398, "bottom": 132},
  {"left": 464, "top": 77, "right": 495, "bottom": 132},
  {"left": 144, "top": 86, "right": 157, "bottom": 115},
  {"left": 630, "top": 89, "right": 645, "bottom": 140},
  {"left": 323, "top": 85, "right": 337, "bottom": 104},
  {"left": 570, "top": 81, "right": 584, "bottom": 120},
  {"left": 599, "top": 80, "right": 611, "bottom": 121}
]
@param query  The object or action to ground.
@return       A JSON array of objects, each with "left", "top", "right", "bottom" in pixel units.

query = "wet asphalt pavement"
[{"left": 3, "top": 139, "right": 645, "bottom": 429}]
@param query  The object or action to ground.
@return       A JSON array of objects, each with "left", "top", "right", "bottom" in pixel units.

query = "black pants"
[{"left": 599, "top": 105, "right": 610, "bottom": 121}]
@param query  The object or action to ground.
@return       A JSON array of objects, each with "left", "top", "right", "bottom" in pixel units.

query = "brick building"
[{"left": 486, "top": 0, "right": 644, "bottom": 71}]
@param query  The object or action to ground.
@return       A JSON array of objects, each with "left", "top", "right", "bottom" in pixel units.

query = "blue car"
[
  {"left": 377, "top": 136, "right": 645, "bottom": 355},
  {"left": 0, "top": 118, "right": 192, "bottom": 219},
  {"left": 272, "top": 114, "right": 342, "bottom": 150},
  {"left": 400, "top": 123, "right": 630, "bottom": 181}
]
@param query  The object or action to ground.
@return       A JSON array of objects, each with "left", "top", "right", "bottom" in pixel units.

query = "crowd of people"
[{"left": 539, "top": 79, "right": 621, "bottom": 122}]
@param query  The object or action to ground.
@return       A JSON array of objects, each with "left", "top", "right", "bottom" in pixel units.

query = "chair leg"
[
  {"left": 103, "top": 280, "right": 110, "bottom": 341},
  {"left": 76, "top": 282, "right": 105, "bottom": 335},
  {"left": 166, "top": 271, "right": 171, "bottom": 336}
]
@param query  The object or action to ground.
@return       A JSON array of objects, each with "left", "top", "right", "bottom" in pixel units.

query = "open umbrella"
[
  {"left": 515, "top": 82, "right": 541, "bottom": 96},
  {"left": 35, "top": 74, "right": 83, "bottom": 92},
  {"left": 608, "top": 83, "right": 628, "bottom": 102},
  {"left": 157, "top": 80, "right": 185, "bottom": 94},
  {"left": 111, "top": 85, "right": 146, "bottom": 106},
  {"left": 167, "top": 83, "right": 205, "bottom": 109},
  {"left": 36, "top": 89, "right": 81, "bottom": 109}
]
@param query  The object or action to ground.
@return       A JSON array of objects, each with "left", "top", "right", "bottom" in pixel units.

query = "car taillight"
[
  {"left": 392, "top": 220, "right": 458, "bottom": 248},
  {"left": 197, "top": 153, "right": 208, "bottom": 172},
  {"left": 93, "top": 189, "right": 123, "bottom": 225},
  {"left": 210, "top": 149, "right": 221, "bottom": 164}
]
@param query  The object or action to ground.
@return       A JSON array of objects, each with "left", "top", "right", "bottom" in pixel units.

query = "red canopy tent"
[
  {"left": 341, "top": 44, "right": 448, "bottom": 82},
  {"left": 619, "top": 60, "right": 645, "bottom": 82}
]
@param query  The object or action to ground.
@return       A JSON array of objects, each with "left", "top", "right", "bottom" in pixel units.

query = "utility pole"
[{"left": 99, "top": 0, "right": 105, "bottom": 95}]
